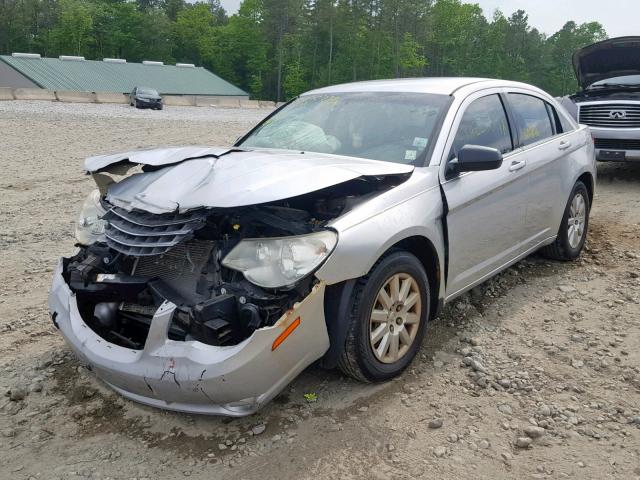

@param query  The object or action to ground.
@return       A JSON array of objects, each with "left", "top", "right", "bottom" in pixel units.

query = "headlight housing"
[
  {"left": 75, "top": 189, "right": 107, "bottom": 245},
  {"left": 222, "top": 230, "right": 337, "bottom": 289}
]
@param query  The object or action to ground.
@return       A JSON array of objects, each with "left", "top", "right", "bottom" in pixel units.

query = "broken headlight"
[
  {"left": 222, "top": 230, "right": 337, "bottom": 288},
  {"left": 74, "top": 189, "right": 107, "bottom": 245}
]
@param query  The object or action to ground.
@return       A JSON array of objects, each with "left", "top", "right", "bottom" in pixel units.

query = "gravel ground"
[{"left": 0, "top": 100, "right": 639, "bottom": 480}]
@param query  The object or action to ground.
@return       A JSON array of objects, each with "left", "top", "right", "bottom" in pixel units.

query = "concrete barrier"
[
  {"left": 0, "top": 87, "right": 15, "bottom": 100},
  {"left": 240, "top": 99, "right": 261, "bottom": 109},
  {"left": 55, "top": 90, "right": 97, "bottom": 103},
  {"left": 13, "top": 88, "right": 56, "bottom": 101},
  {"left": 259, "top": 100, "right": 276, "bottom": 108},
  {"left": 95, "top": 92, "right": 128, "bottom": 104},
  {"left": 163, "top": 95, "right": 196, "bottom": 107},
  {"left": 196, "top": 96, "right": 242, "bottom": 108},
  {"left": 276, "top": 102, "right": 287, "bottom": 108}
]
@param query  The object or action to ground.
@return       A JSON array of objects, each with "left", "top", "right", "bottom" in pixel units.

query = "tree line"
[{"left": 0, "top": 0, "right": 607, "bottom": 101}]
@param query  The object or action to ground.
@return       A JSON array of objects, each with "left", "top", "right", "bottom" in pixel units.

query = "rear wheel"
[
  {"left": 541, "top": 181, "right": 590, "bottom": 261},
  {"left": 338, "top": 251, "right": 430, "bottom": 382}
]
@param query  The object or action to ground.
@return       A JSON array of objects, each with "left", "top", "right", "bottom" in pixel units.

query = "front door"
[{"left": 441, "top": 92, "right": 529, "bottom": 299}]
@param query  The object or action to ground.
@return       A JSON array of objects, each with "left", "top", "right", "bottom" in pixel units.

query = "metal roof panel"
[{"left": 0, "top": 56, "right": 248, "bottom": 96}]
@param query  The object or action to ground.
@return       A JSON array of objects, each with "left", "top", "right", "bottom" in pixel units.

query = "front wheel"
[
  {"left": 338, "top": 251, "right": 430, "bottom": 382},
  {"left": 541, "top": 181, "right": 590, "bottom": 261}
]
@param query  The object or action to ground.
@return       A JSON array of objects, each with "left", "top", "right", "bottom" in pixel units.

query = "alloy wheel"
[
  {"left": 369, "top": 273, "right": 422, "bottom": 364},
  {"left": 568, "top": 192, "right": 586, "bottom": 249}
]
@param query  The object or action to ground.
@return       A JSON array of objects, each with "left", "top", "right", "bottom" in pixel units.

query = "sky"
[{"left": 217, "top": 0, "right": 639, "bottom": 38}]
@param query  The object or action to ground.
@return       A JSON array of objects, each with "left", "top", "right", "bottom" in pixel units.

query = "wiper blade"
[{"left": 588, "top": 83, "right": 640, "bottom": 90}]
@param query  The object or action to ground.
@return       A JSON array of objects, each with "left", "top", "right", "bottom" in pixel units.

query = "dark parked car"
[{"left": 129, "top": 86, "right": 163, "bottom": 110}]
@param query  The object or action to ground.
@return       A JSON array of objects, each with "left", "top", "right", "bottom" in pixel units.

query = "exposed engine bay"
[{"left": 63, "top": 174, "right": 408, "bottom": 350}]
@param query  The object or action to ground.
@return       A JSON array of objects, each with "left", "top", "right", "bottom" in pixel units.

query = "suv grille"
[
  {"left": 579, "top": 103, "right": 640, "bottom": 128},
  {"left": 594, "top": 138, "right": 640, "bottom": 150},
  {"left": 104, "top": 206, "right": 208, "bottom": 256}
]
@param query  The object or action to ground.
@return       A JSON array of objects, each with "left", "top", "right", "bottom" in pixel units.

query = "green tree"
[
  {"left": 0, "top": 0, "right": 610, "bottom": 100},
  {"left": 546, "top": 21, "right": 607, "bottom": 95},
  {"left": 283, "top": 59, "right": 306, "bottom": 99},
  {"left": 399, "top": 32, "right": 427, "bottom": 76},
  {"left": 51, "top": 0, "right": 94, "bottom": 56}
]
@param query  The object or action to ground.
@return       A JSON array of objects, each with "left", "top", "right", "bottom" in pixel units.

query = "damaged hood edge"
[
  {"left": 87, "top": 146, "right": 414, "bottom": 214},
  {"left": 85, "top": 145, "right": 234, "bottom": 173}
]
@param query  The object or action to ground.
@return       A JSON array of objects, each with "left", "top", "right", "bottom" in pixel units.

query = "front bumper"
[
  {"left": 135, "top": 98, "right": 162, "bottom": 108},
  {"left": 590, "top": 127, "right": 640, "bottom": 161},
  {"left": 48, "top": 259, "right": 329, "bottom": 416}
]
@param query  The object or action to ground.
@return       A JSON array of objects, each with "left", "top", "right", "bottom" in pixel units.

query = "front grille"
[
  {"left": 579, "top": 103, "right": 640, "bottom": 128},
  {"left": 104, "top": 206, "right": 208, "bottom": 256},
  {"left": 594, "top": 138, "right": 640, "bottom": 150}
]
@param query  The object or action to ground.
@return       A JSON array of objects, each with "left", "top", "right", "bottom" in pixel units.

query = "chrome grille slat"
[
  {"left": 105, "top": 231, "right": 183, "bottom": 248},
  {"left": 108, "top": 206, "right": 208, "bottom": 227},
  {"left": 107, "top": 217, "right": 195, "bottom": 237},
  {"left": 104, "top": 206, "right": 207, "bottom": 256},
  {"left": 579, "top": 103, "right": 640, "bottom": 128}
]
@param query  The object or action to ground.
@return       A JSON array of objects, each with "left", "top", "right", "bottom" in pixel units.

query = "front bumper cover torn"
[{"left": 48, "top": 259, "right": 329, "bottom": 416}]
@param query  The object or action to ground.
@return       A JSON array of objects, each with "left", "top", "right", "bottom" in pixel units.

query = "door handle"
[
  {"left": 559, "top": 140, "right": 572, "bottom": 151},
  {"left": 508, "top": 159, "right": 526, "bottom": 172}
]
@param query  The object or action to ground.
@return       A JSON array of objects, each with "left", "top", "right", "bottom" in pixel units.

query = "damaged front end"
[
  {"left": 66, "top": 200, "right": 338, "bottom": 350},
  {"left": 49, "top": 147, "right": 412, "bottom": 415}
]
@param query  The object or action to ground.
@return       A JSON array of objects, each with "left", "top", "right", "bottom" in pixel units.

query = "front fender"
[
  {"left": 315, "top": 180, "right": 446, "bottom": 291},
  {"left": 315, "top": 182, "right": 446, "bottom": 368}
]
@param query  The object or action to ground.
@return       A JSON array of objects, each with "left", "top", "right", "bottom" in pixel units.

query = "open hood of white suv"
[{"left": 573, "top": 36, "right": 640, "bottom": 90}]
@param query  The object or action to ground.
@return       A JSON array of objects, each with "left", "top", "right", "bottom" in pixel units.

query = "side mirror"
[{"left": 446, "top": 145, "right": 503, "bottom": 179}]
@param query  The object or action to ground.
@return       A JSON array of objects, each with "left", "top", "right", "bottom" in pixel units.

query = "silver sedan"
[{"left": 49, "top": 78, "right": 596, "bottom": 415}]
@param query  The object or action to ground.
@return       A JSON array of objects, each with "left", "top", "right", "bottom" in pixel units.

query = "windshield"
[
  {"left": 590, "top": 75, "right": 640, "bottom": 88},
  {"left": 137, "top": 88, "right": 158, "bottom": 96},
  {"left": 239, "top": 92, "right": 450, "bottom": 165}
]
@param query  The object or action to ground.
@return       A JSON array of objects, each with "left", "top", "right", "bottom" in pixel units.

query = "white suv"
[{"left": 563, "top": 36, "right": 640, "bottom": 162}]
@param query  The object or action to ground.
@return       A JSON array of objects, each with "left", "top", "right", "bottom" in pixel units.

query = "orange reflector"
[{"left": 272, "top": 317, "right": 301, "bottom": 351}]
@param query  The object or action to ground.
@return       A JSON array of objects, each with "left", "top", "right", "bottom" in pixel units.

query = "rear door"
[
  {"left": 441, "top": 90, "right": 529, "bottom": 299},
  {"left": 505, "top": 91, "right": 583, "bottom": 247}
]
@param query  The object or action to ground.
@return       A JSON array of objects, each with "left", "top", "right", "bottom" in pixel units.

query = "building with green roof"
[{"left": 0, "top": 53, "right": 248, "bottom": 98}]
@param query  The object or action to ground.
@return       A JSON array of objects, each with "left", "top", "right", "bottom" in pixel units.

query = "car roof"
[{"left": 303, "top": 77, "right": 542, "bottom": 96}]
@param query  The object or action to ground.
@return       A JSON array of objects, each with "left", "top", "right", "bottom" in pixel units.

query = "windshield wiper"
[{"left": 588, "top": 83, "right": 640, "bottom": 90}]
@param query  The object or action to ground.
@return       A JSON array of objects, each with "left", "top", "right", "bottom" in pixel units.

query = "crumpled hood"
[
  {"left": 573, "top": 36, "right": 640, "bottom": 90},
  {"left": 86, "top": 146, "right": 414, "bottom": 213}
]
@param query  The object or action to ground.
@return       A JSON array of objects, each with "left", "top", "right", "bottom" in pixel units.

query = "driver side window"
[{"left": 450, "top": 94, "right": 513, "bottom": 160}]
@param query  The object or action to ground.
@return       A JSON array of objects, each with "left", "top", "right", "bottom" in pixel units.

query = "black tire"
[
  {"left": 338, "top": 250, "right": 430, "bottom": 382},
  {"left": 541, "top": 181, "right": 590, "bottom": 261}
]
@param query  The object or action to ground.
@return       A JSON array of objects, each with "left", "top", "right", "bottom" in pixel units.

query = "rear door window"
[
  {"left": 449, "top": 94, "right": 513, "bottom": 160},
  {"left": 508, "top": 93, "right": 554, "bottom": 146}
]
